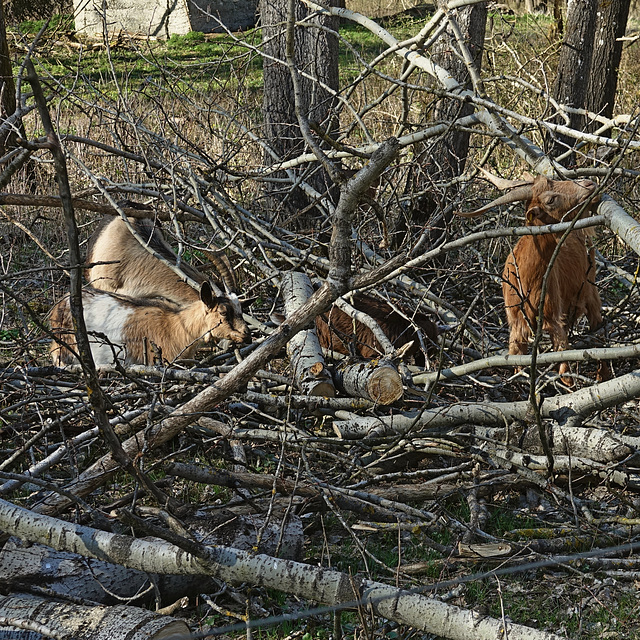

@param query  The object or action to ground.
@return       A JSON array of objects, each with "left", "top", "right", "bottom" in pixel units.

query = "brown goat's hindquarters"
[
  {"left": 50, "top": 290, "right": 136, "bottom": 366},
  {"left": 314, "top": 294, "right": 439, "bottom": 364}
]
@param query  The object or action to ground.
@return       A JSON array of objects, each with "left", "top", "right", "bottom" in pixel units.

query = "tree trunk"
[
  {"left": 0, "top": 593, "right": 189, "bottom": 640},
  {"left": 404, "top": 1, "right": 486, "bottom": 246},
  {"left": 0, "top": 0, "right": 18, "bottom": 154},
  {"left": 260, "top": 0, "right": 342, "bottom": 225},
  {"left": 550, "top": 0, "right": 597, "bottom": 161},
  {"left": 282, "top": 271, "right": 336, "bottom": 397},
  {"left": 551, "top": 0, "right": 563, "bottom": 38},
  {"left": 585, "top": 0, "right": 630, "bottom": 126},
  {"left": 428, "top": 3, "right": 487, "bottom": 181}
]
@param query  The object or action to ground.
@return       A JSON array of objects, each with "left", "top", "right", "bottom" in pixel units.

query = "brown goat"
[
  {"left": 459, "top": 175, "right": 603, "bottom": 380},
  {"left": 50, "top": 282, "right": 247, "bottom": 366},
  {"left": 315, "top": 294, "right": 439, "bottom": 365},
  {"left": 85, "top": 214, "right": 249, "bottom": 341}
]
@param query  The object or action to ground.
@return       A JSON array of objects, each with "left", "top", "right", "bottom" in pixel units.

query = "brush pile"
[{"left": 2, "top": 4, "right": 640, "bottom": 638}]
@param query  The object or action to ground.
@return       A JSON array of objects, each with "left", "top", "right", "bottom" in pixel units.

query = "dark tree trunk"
[
  {"left": 551, "top": 0, "right": 563, "bottom": 39},
  {"left": 429, "top": 3, "right": 486, "bottom": 180},
  {"left": 550, "top": 0, "right": 597, "bottom": 161},
  {"left": 260, "top": 0, "right": 342, "bottom": 227},
  {"left": 0, "top": 0, "right": 17, "bottom": 154},
  {"left": 585, "top": 0, "right": 630, "bottom": 126},
  {"left": 403, "top": 1, "right": 486, "bottom": 246}
]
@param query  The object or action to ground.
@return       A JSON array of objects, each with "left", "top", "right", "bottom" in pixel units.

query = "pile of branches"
[{"left": 2, "top": 3, "right": 640, "bottom": 639}]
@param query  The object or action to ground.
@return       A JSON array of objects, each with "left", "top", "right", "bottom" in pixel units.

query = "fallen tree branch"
[
  {"left": 0, "top": 498, "right": 566, "bottom": 640},
  {"left": 282, "top": 271, "right": 335, "bottom": 396},
  {"left": 166, "top": 462, "right": 410, "bottom": 523},
  {"left": 0, "top": 192, "right": 185, "bottom": 218},
  {"left": 413, "top": 342, "right": 640, "bottom": 384},
  {"left": 333, "top": 366, "right": 640, "bottom": 436},
  {"left": 0, "top": 592, "right": 189, "bottom": 640}
]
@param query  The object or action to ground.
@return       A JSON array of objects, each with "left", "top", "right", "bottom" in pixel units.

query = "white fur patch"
[{"left": 83, "top": 293, "right": 135, "bottom": 365}]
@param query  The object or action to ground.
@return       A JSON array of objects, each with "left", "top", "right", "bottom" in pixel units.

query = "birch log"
[
  {"left": 333, "top": 369, "right": 640, "bottom": 437},
  {"left": 474, "top": 425, "right": 633, "bottom": 463},
  {"left": 600, "top": 194, "right": 640, "bottom": 256},
  {"left": 334, "top": 359, "right": 403, "bottom": 405},
  {"left": 0, "top": 498, "right": 565, "bottom": 640},
  {"left": 0, "top": 537, "right": 211, "bottom": 606},
  {"left": 332, "top": 410, "right": 428, "bottom": 439},
  {"left": 481, "top": 449, "right": 635, "bottom": 487},
  {"left": 0, "top": 593, "right": 189, "bottom": 640},
  {"left": 281, "top": 272, "right": 335, "bottom": 397}
]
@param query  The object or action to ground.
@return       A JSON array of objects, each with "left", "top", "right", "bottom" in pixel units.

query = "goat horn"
[
  {"left": 207, "top": 279, "right": 225, "bottom": 298},
  {"left": 477, "top": 167, "right": 532, "bottom": 190},
  {"left": 202, "top": 249, "right": 238, "bottom": 293},
  {"left": 116, "top": 199, "right": 154, "bottom": 211},
  {"left": 456, "top": 184, "right": 533, "bottom": 218}
]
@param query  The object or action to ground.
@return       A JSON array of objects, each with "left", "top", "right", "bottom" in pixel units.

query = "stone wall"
[{"left": 74, "top": 0, "right": 257, "bottom": 38}]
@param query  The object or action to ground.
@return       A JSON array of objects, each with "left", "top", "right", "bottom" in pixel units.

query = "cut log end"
[
  {"left": 309, "top": 361, "right": 326, "bottom": 377},
  {"left": 368, "top": 366, "right": 404, "bottom": 404},
  {"left": 335, "top": 359, "right": 403, "bottom": 405},
  {"left": 307, "top": 381, "right": 337, "bottom": 397}
]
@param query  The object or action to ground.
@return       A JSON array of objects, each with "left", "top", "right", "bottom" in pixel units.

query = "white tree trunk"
[
  {"left": 475, "top": 424, "right": 633, "bottom": 463},
  {"left": 0, "top": 593, "right": 188, "bottom": 640},
  {"left": 0, "top": 499, "right": 564, "bottom": 640},
  {"left": 600, "top": 194, "right": 640, "bottom": 256},
  {"left": 282, "top": 271, "right": 336, "bottom": 396},
  {"left": 360, "top": 580, "right": 563, "bottom": 640}
]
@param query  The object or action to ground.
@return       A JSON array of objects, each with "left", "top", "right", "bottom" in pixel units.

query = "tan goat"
[
  {"left": 49, "top": 282, "right": 246, "bottom": 366},
  {"left": 85, "top": 214, "right": 250, "bottom": 341},
  {"left": 459, "top": 175, "right": 603, "bottom": 380}
]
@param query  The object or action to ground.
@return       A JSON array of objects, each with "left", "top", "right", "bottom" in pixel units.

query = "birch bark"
[{"left": 282, "top": 271, "right": 335, "bottom": 396}]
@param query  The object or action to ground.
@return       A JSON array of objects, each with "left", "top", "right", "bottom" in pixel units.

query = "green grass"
[
  {"left": 487, "top": 508, "right": 538, "bottom": 537},
  {"left": 14, "top": 17, "right": 264, "bottom": 99},
  {"left": 13, "top": 10, "right": 436, "bottom": 100},
  {"left": 18, "top": 12, "right": 73, "bottom": 34},
  {"left": 473, "top": 578, "right": 640, "bottom": 638}
]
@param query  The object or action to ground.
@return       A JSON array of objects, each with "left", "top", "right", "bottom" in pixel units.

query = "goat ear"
[
  {"left": 200, "top": 281, "right": 216, "bottom": 308},
  {"left": 526, "top": 207, "right": 541, "bottom": 224}
]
